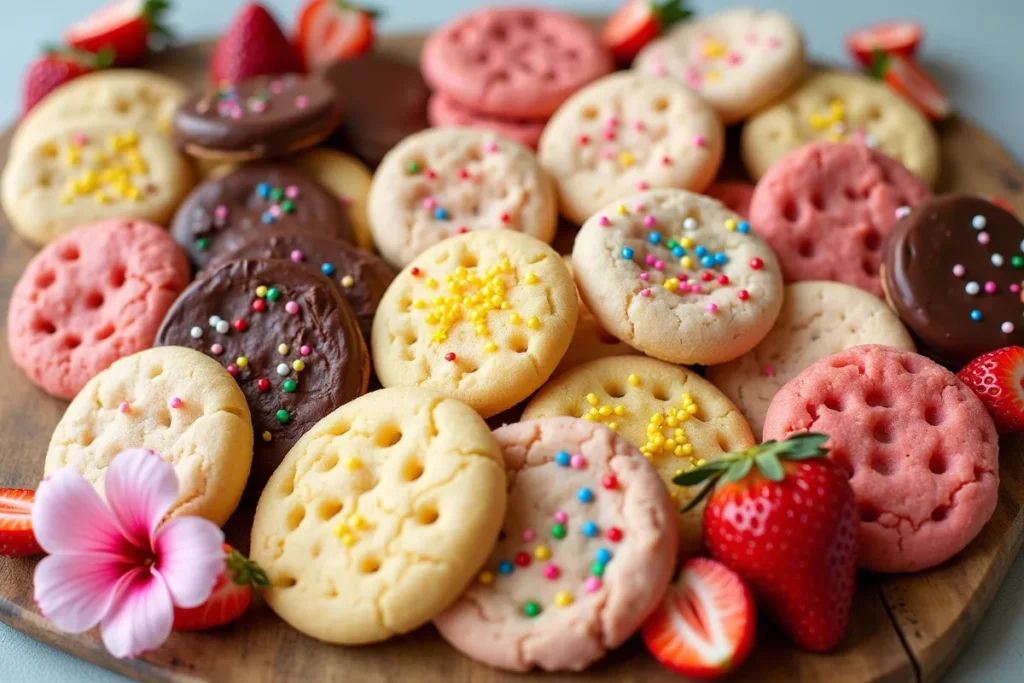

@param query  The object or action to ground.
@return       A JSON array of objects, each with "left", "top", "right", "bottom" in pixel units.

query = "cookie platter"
[{"left": 2, "top": 19, "right": 1024, "bottom": 683}]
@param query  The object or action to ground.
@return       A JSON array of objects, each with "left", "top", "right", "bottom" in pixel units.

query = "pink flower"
[{"left": 32, "top": 449, "right": 225, "bottom": 658}]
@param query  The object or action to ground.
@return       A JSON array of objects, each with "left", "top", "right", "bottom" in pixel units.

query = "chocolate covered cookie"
[
  {"left": 155, "top": 258, "right": 369, "bottom": 488},
  {"left": 170, "top": 164, "right": 352, "bottom": 269},
  {"left": 174, "top": 73, "right": 343, "bottom": 160},
  {"left": 883, "top": 194, "right": 1024, "bottom": 366}
]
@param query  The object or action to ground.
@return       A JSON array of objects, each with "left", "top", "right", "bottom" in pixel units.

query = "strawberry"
[
  {"left": 210, "top": 3, "right": 303, "bottom": 85},
  {"left": 602, "top": 0, "right": 692, "bottom": 64},
  {"left": 870, "top": 52, "right": 952, "bottom": 121},
  {"left": 295, "top": 0, "right": 378, "bottom": 71},
  {"left": 957, "top": 346, "right": 1024, "bottom": 432},
  {"left": 65, "top": 0, "right": 173, "bottom": 67},
  {"left": 846, "top": 21, "right": 923, "bottom": 68},
  {"left": 642, "top": 557, "right": 756, "bottom": 679},
  {"left": 21, "top": 48, "right": 113, "bottom": 118},
  {"left": 172, "top": 544, "right": 269, "bottom": 631},
  {"left": 676, "top": 434, "right": 858, "bottom": 652},
  {"left": 0, "top": 488, "right": 43, "bottom": 557}
]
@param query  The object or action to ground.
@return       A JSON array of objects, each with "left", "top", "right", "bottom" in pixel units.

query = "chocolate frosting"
[
  {"left": 156, "top": 258, "right": 368, "bottom": 489},
  {"left": 883, "top": 194, "right": 1024, "bottom": 367}
]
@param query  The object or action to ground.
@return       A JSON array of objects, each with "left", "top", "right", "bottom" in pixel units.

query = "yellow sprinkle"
[
  {"left": 617, "top": 203, "right": 629, "bottom": 215},
  {"left": 426, "top": 277, "right": 438, "bottom": 289},
  {"left": 586, "top": 393, "right": 600, "bottom": 406},
  {"left": 524, "top": 272, "right": 538, "bottom": 285},
  {"left": 413, "top": 298, "right": 426, "bottom": 309},
  {"left": 702, "top": 39, "right": 726, "bottom": 58},
  {"left": 292, "top": 360, "right": 306, "bottom": 372},
  {"left": 425, "top": 313, "right": 439, "bottom": 325},
  {"left": 39, "top": 142, "right": 58, "bottom": 158},
  {"left": 614, "top": 405, "right": 626, "bottom": 416},
  {"left": 663, "top": 278, "right": 679, "bottom": 291},
  {"left": 705, "top": 70, "right": 721, "bottom": 83},
  {"left": 478, "top": 571, "right": 495, "bottom": 585},
  {"left": 352, "top": 515, "right": 369, "bottom": 530},
  {"left": 682, "top": 444, "right": 694, "bottom": 455},
  {"left": 262, "top": 431, "right": 272, "bottom": 442},
  {"left": 235, "top": 356, "right": 248, "bottom": 368},
  {"left": 93, "top": 191, "right": 111, "bottom": 204},
  {"left": 686, "top": 404, "right": 697, "bottom": 415},
  {"left": 628, "top": 374, "right": 640, "bottom": 386},
  {"left": 484, "top": 341, "right": 498, "bottom": 353},
  {"left": 826, "top": 132, "right": 845, "bottom": 143},
  {"left": 608, "top": 422, "right": 619, "bottom": 431},
  {"left": 534, "top": 545, "right": 551, "bottom": 560},
  {"left": 527, "top": 316, "right": 541, "bottom": 329},
  {"left": 554, "top": 591, "right": 574, "bottom": 607},
  {"left": 724, "top": 218, "right": 738, "bottom": 231},
  {"left": 279, "top": 344, "right": 290, "bottom": 356},
  {"left": 509, "top": 313, "right": 522, "bottom": 325},
  {"left": 681, "top": 256, "right": 693, "bottom": 269},
  {"left": 345, "top": 456, "right": 362, "bottom": 470},
  {"left": 256, "top": 286, "right": 268, "bottom": 298},
  {"left": 341, "top": 275, "right": 355, "bottom": 288},
  {"left": 809, "top": 112, "right": 828, "bottom": 130},
  {"left": 618, "top": 151, "right": 635, "bottom": 167},
  {"left": 583, "top": 414, "right": 595, "bottom": 421},
  {"left": 829, "top": 99, "right": 846, "bottom": 120},
  {"left": 599, "top": 405, "right": 612, "bottom": 417},
  {"left": 60, "top": 194, "right": 73, "bottom": 205},
  {"left": 341, "top": 534, "right": 356, "bottom": 547},
  {"left": 680, "top": 238, "right": 695, "bottom": 249}
]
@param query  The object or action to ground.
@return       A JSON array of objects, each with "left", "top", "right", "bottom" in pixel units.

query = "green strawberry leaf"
[
  {"left": 869, "top": 49, "right": 891, "bottom": 79},
  {"left": 720, "top": 457, "right": 753, "bottom": 484},
  {"left": 779, "top": 433, "right": 830, "bottom": 460},
  {"left": 681, "top": 477, "right": 717, "bottom": 512},
  {"left": 673, "top": 463, "right": 727, "bottom": 486},
  {"left": 653, "top": 0, "right": 693, "bottom": 29},
  {"left": 227, "top": 548, "right": 271, "bottom": 588},
  {"left": 755, "top": 452, "right": 785, "bottom": 481}
]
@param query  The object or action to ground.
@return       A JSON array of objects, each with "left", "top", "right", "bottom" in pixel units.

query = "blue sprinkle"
[
  {"left": 700, "top": 255, "right": 715, "bottom": 268},
  {"left": 714, "top": 253, "right": 729, "bottom": 266},
  {"left": 621, "top": 247, "right": 634, "bottom": 259},
  {"left": 555, "top": 451, "right": 571, "bottom": 467},
  {"left": 321, "top": 262, "right": 336, "bottom": 276},
  {"left": 970, "top": 309, "right": 983, "bottom": 321},
  {"left": 434, "top": 207, "right": 449, "bottom": 220},
  {"left": 498, "top": 561, "right": 514, "bottom": 575},
  {"left": 257, "top": 182, "right": 271, "bottom": 198},
  {"left": 695, "top": 245, "right": 708, "bottom": 257},
  {"left": 737, "top": 221, "right": 751, "bottom": 233},
  {"left": 577, "top": 487, "right": 594, "bottom": 503},
  {"left": 648, "top": 232, "right": 662, "bottom": 245},
  {"left": 671, "top": 246, "right": 685, "bottom": 258},
  {"left": 582, "top": 521, "right": 598, "bottom": 537},
  {"left": 261, "top": 212, "right": 275, "bottom": 224},
  {"left": 595, "top": 548, "right": 612, "bottom": 564}
]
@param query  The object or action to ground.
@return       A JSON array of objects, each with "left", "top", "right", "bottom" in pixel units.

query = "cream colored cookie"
[
  {"left": 372, "top": 230, "right": 577, "bottom": 417},
  {"left": 741, "top": 70, "right": 940, "bottom": 185},
  {"left": 1, "top": 126, "right": 195, "bottom": 246},
  {"left": 538, "top": 72, "right": 724, "bottom": 225},
  {"left": 707, "top": 281, "right": 916, "bottom": 437},
  {"left": 571, "top": 189, "right": 783, "bottom": 365},
  {"left": 368, "top": 128, "right": 557, "bottom": 268},
  {"left": 45, "top": 346, "right": 253, "bottom": 527},
  {"left": 634, "top": 7, "right": 806, "bottom": 124},
  {"left": 521, "top": 356, "right": 754, "bottom": 557},
  {"left": 250, "top": 387, "right": 506, "bottom": 644},
  {"left": 289, "top": 148, "right": 374, "bottom": 251}
]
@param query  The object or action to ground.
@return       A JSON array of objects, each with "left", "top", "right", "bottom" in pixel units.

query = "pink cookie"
[
  {"left": 428, "top": 92, "right": 546, "bottom": 149},
  {"left": 8, "top": 220, "right": 190, "bottom": 399},
  {"left": 421, "top": 7, "right": 614, "bottom": 120},
  {"left": 748, "top": 142, "right": 929, "bottom": 296},
  {"left": 763, "top": 345, "right": 999, "bottom": 573},
  {"left": 704, "top": 180, "right": 754, "bottom": 218},
  {"left": 434, "top": 417, "right": 678, "bottom": 672}
]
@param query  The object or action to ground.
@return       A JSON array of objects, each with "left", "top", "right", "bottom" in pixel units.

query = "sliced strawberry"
[
  {"left": 21, "top": 49, "right": 113, "bottom": 117},
  {"left": 210, "top": 3, "right": 303, "bottom": 85},
  {"left": 172, "top": 544, "right": 269, "bottom": 631},
  {"left": 602, "top": 0, "right": 692, "bottom": 64},
  {"left": 957, "top": 346, "right": 1024, "bottom": 432},
  {"left": 846, "top": 21, "right": 923, "bottom": 68},
  {"left": 66, "top": 0, "right": 172, "bottom": 66},
  {"left": 0, "top": 488, "right": 43, "bottom": 557},
  {"left": 642, "top": 557, "right": 756, "bottom": 679},
  {"left": 295, "top": 0, "right": 377, "bottom": 71},
  {"left": 872, "top": 52, "right": 951, "bottom": 120}
]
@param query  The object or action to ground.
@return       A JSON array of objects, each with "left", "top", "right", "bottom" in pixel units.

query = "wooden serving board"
[{"left": 2, "top": 27, "right": 1024, "bottom": 683}]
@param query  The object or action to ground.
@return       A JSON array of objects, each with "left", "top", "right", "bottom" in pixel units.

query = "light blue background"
[{"left": 2, "top": 1, "right": 1022, "bottom": 681}]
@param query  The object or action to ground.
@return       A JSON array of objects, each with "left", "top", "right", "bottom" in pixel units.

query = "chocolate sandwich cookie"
[
  {"left": 209, "top": 230, "right": 394, "bottom": 340},
  {"left": 155, "top": 258, "right": 369, "bottom": 489},
  {"left": 171, "top": 164, "right": 353, "bottom": 269},
  {"left": 883, "top": 194, "right": 1024, "bottom": 366},
  {"left": 174, "top": 73, "right": 343, "bottom": 160},
  {"left": 318, "top": 56, "right": 430, "bottom": 168}
]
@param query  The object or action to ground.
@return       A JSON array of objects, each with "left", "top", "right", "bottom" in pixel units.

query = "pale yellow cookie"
[
  {"left": 741, "top": 70, "right": 940, "bottom": 185},
  {"left": 368, "top": 128, "right": 558, "bottom": 268},
  {"left": 1, "top": 126, "right": 195, "bottom": 246},
  {"left": 250, "top": 387, "right": 506, "bottom": 644},
  {"left": 372, "top": 230, "right": 578, "bottom": 418},
  {"left": 288, "top": 148, "right": 375, "bottom": 251},
  {"left": 45, "top": 346, "right": 253, "bottom": 527},
  {"left": 521, "top": 356, "right": 754, "bottom": 556}
]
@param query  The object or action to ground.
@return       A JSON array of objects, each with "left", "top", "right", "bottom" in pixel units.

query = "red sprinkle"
[
  {"left": 457, "top": 226, "right": 470, "bottom": 234},
  {"left": 749, "top": 257, "right": 764, "bottom": 270},
  {"left": 514, "top": 552, "right": 531, "bottom": 567},
  {"left": 411, "top": 267, "right": 421, "bottom": 277},
  {"left": 458, "top": 169, "right": 470, "bottom": 179},
  {"left": 425, "top": 169, "right": 437, "bottom": 180},
  {"left": 445, "top": 352, "right": 456, "bottom": 362},
  {"left": 718, "top": 274, "right": 729, "bottom": 285},
  {"left": 661, "top": 156, "right": 672, "bottom": 166},
  {"left": 601, "top": 474, "right": 618, "bottom": 490},
  {"left": 700, "top": 271, "right": 713, "bottom": 282},
  {"left": 257, "top": 378, "right": 270, "bottom": 392},
  {"left": 738, "top": 289, "right": 750, "bottom": 301},
  {"left": 578, "top": 134, "right": 590, "bottom": 145},
  {"left": 232, "top": 319, "right": 247, "bottom": 332},
  {"left": 251, "top": 299, "right": 266, "bottom": 312},
  {"left": 500, "top": 213, "right": 511, "bottom": 224},
  {"left": 606, "top": 527, "right": 624, "bottom": 542}
]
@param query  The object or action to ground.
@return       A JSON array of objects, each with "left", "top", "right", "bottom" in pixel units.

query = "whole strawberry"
[
  {"left": 676, "top": 433, "right": 858, "bottom": 652},
  {"left": 21, "top": 49, "right": 113, "bottom": 117},
  {"left": 957, "top": 346, "right": 1024, "bottom": 432},
  {"left": 210, "top": 3, "right": 303, "bottom": 85},
  {"left": 172, "top": 544, "right": 269, "bottom": 631}
]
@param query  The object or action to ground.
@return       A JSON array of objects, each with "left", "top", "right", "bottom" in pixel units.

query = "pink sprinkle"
[
  {"left": 952, "top": 264, "right": 966, "bottom": 277},
  {"left": 632, "top": 119, "right": 646, "bottom": 132},
  {"left": 269, "top": 205, "right": 282, "bottom": 217},
  {"left": 643, "top": 215, "right": 656, "bottom": 228},
  {"left": 169, "top": 397, "right": 183, "bottom": 409},
  {"left": 214, "top": 205, "right": 228, "bottom": 220},
  {"left": 300, "top": 345, "right": 311, "bottom": 356},
  {"left": 119, "top": 402, "right": 130, "bottom": 414},
  {"left": 637, "top": 181, "right": 650, "bottom": 191},
  {"left": 485, "top": 141, "right": 498, "bottom": 153},
  {"left": 1003, "top": 322, "right": 1016, "bottom": 334},
  {"left": 603, "top": 129, "right": 616, "bottom": 141},
  {"left": 600, "top": 148, "right": 614, "bottom": 160},
  {"left": 1012, "top": 284, "right": 1021, "bottom": 293},
  {"left": 210, "top": 343, "right": 224, "bottom": 355},
  {"left": 606, "top": 116, "right": 620, "bottom": 128},
  {"left": 654, "top": 260, "right": 665, "bottom": 271},
  {"left": 690, "top": 284, "right": 703, "bottom": 294},
  {"left": 654, "top": 64, "right": 667, "bottom": 76},
  {"left": 230, "top": 109, "right": 243, "bottom": 120},
  {"left": 554, "top": 511, "right": 568, "bottom": 524},
  {"left": 226, "top": 365, "right": 238, "bottom": 376},
  {"left": 598, "top": 216, "right": 611, "bottom": 227},
  {"left": 72, "top": 132, "right": 88, "bottom": 145},
  {"left": 763, "top": 365, "right": 776, "bottom": 377},
  {"left": 423, "top": 197, "right": 437, "bottom": 210},
  {"left": 285, "top": 301, "right": 299, "bottom": 315},
  {"left": 285, "top": 186, "right": 300, "bottom": 199},
  {"left": 585, "top": 577, "right": 602, "bottom": 592},
  {"left": 544, "top": 564, "right": 561, "bottom": 580},
  {"left": 978, "top": 232, "right": 990, "bottom": 244},
  {"left": 249, "top": 100, "right": 267, "bottom": 113},
  {"left": 692, "top": 134, "right": 706, "bottom": 148},
  {"left": 570, "top": 454, "right": 586, "bottom": 469},
  {"left": 706, "top": 303, "right": 719, "bottom": 313},
  {"left": 290, "top": 250, "right": 304, "bottom": 262},
  {"left": 767, "top": 36, "right": 782, "bottom": 49},
  {"left": 646, "top": 254, "right": 656, "bottom": 265},
  {"left": 269, "top": 81, "right": 285, "bottom": 94},
  {"left": 985, "top": 281, "right": 998, "bottom": 294},
  {"left": 679, "top": 273, "right": 689, "bottom": 282},
  {"left": 640, "top": 288, "right": 652, "bottom": 297},
  {"left": 522, "top": 528, "right": 536, "bottom": 542},
  {"left": 295, "top": 95, "right": 309, "bottom": 109},
  {"left": 745, "top": 32, "right": 759, "bottom": 45},
  {"left": 726, "top": 52, "right": 742, "bottom": 65}
]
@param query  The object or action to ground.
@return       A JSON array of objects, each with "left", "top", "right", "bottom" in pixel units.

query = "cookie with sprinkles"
[
  {"left": 173, "top": 73, "right": 343, "bottom": 161},
  {"left": 521, "top": 356, "right": 755, "bottom": 557},
  {"left": 538, "top": 72, "right": 724, "bottom": 226},
  {"left": 367, "top": 128, "right": 558, "bottom": 269},
  {"left": 155, "top": 258, "right": 369, "bottom": 489},
  {"left": 170, "top": 164, "right": 352, "bottom": 269},
  {"left": 571, "top": 189, "right": 783, "bottom": 365},
  {"left": 434, "top": 417, "right": 677, "bottom": 672},
  {"left": 883, "top": 194, "right": 1024, "bottom": 366},
  {"left": 371, "top": 230, "right": 577, "bottom": 418}
]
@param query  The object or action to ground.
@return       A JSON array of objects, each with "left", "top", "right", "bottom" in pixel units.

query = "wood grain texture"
[{"left": 1, "top": 28, "right": 1024, "bottom": 683}]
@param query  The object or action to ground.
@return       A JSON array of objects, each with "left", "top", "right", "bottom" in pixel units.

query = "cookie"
[
  {"left": 287, "top": 148, "right": 374, "bottom": 250},
  {"left": 371, "top": 230, "right": 577, "bottom": 418},
  {"left": 741, "top": 70, "right": 940, "bottom": 185},
  {"left": 521, "top": 356, "right": 755, "bottom": 557},
  {"left": 748, "top": 142, "right": 930, "bottom": 296},
  {"left": 250, "top": 387, "right": 506, "bottom": 644},
  {"left": 1, "top": 126, "right": 195, "bottom": 247},
  {"left": 421, "top": 7, "right": 613, "bottom": 120},
  {"left": 434, "top": 417, "right": 677, "bottom": 672},
  {"left": 155, "top": 259, "right": 369, "bottom": 489},
  {"left": 703, "top": 181, "right": 754, "bottom": 219},
  {"left": 633, "top": 7, "right": 806, "bottom": 124},
  {"left": 208, "top": 230, "right": 393, "bottom": 341},
  {"left": 538, "top": 72, "right": 724, "bottom": 225},
  {"left": 706, "top": 282, "right": 916, "bottom": 436},
  {"left": 368, "top": 128, "right": 557, "bottom": 269},
  {"left": 762, "top": 345, "right": 999, "bottom": 572},
  {"left": 883, "top": 195, "right": 1024, "bottom": 366},
  {"left": 174, "top": 74, "right": 343, "bottom": 161},
  {"left": 8, "top": 219, "right": 190, "bottom": 400},
  {"left": 45, "top": 346, "right": 253, "bottom": 526},
  {"left": 428, "top": 92, "right": 547, "bottom": 149},
  {"left": 571, "top": 189, "right": 784, "bottom": 365},
  {"left": 169, "top": 164, "right": 352, "bottom": 270}
]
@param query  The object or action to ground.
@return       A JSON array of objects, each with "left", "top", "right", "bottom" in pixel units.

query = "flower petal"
[
  {"left": 100, "top": 568, "right": 174, "bottom": 659},
  {"left": 154, "top": 516, "right": 225, "bottom": 608},
  {"left": 32, "top": 468, "right": 129, "bottom": 558},
  {"left": 104, "top": 449, "right": 180, "bottom": 548},
  {"left": 34, "top": 553, "right": 129, "bottom": 632}
]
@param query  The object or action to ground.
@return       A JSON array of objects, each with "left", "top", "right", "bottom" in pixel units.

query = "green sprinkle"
[
  {"left": 591, "top": 561, "right": 606, "bottom": 577},
  {"left": 666, "top": 239, "right": 678, "bottom": 249},
  {"left": 406, "top": 161, "right": 421, "bottom": 175},
  {"left": 195, "top": 237, "right": 210, "bottom": 251},
  {"left": 275, "top": 409, "right": 291, "bottom": 424},
  {"left": 270, "top": 188, "right": 284, "bottom": 201},
  {"left": 523, "top": 601, "right": 541, "bottom": 617},
  {"left": 551, "top": 524, "right": 566, "bottom": 540},
  {"left": 281, "top": 199, "right": 295, "bottom": 213},
  {"left": 283, "top": 379, "right": 297, "bottom": 393},
  {"left": 267, "top": 287, "right": 281, "bottom": 301},
  {"left": 1012, "top": 256, "right": 1024, "bottom": 269}
]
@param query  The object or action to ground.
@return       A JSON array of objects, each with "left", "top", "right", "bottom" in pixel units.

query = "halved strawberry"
[
  {"left": 66, "top": 0, "right": 173, "bottom": 66},
  {"left": 295, "top": 0, "right": 378, "bottom": 71},
  {"left": 846, "top": 21, "right": 922, "bottom": 68},
  {"left": 642, "top": 557, "right": 756, "bottom": 679},
  {"left": 172, "top": 544, "right": 269, "bottom": 631},
  {"left": 0, "top": 488, "right": 43, "bottom": 557},
  {"left": 957, "top": 346, "right": 1024, "bottom": 432},
  {"left": 602, "top": 0, "right": 692, "bottom": 64},
  {"left": 871, "top": 52, "right": 952, "bottom": 121}
]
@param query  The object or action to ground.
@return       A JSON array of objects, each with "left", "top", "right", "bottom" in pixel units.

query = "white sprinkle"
[
  {"left": 965, "top": 281, "right": 981, "bottom": 295},
  {"left": 993, "top": 253, "right": 1005, "bottom": 267},
  {"left": 215, "top": 320, "right": 230, "bottom": 334},
  {"left": 972, "top": 215, "right": 987, "bottom": 230},
  {"left": 895, "top": 206, "right": 911, "bottom": 219},
  {"left": 189, "top": 326, "right": 203, "bottom": 339},
  {"left": 1003, "top": 322, "right": 1016, "bottom": 334},
  {"left": 832, "top": 121, "right": 847, "bottom": 134},
  {"left": 276, "top": 363, "right": 290, "bottom": 376},
  {"left": 683, "top": 217, "right": 698, "bottom": 231},
  {"left": 864, "top": 134, "right": 879, "bottom": 148},
  {"left": 208, "top": 315, "right": 222, "bottom": 327}
]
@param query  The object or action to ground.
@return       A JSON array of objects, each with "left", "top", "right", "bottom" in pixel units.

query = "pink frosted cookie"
[
  {"left": 421, "top": 7, "right": 613, "bottom": 120},
  {"left": 749, "top": 142, "right": 929, "bottom": 296},
  {"left": 8, "top": 219, "right": 190, "bottom": 399},
  {"left": 434, "top": 417, "right": 677, "bottom": 671},
  {"left": 704, "top": 181, "right": 754, "bottom": 219},
  {"left": 763, "top": 345, "right": 999, "bottom": 573},
  {"left": 428, "top": 93, "right": 546, "bottom": 149}
]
